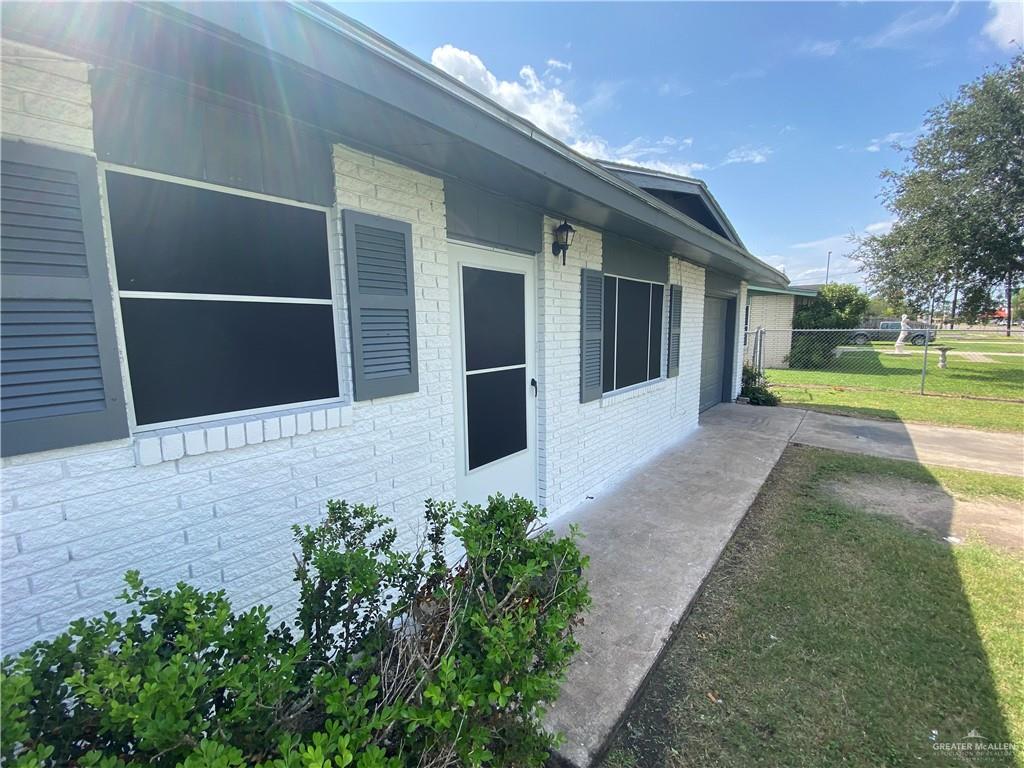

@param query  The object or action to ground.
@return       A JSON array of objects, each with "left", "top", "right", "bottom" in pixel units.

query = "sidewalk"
[
  {"left": 790, "top": 409, "right": 1024, "bottom": 477},
  {"left": 545, "top": 403, "right": 1022, "bottom": 767},
  {"left": 546, "top": 405, "right": 803, "bottom": 767}
]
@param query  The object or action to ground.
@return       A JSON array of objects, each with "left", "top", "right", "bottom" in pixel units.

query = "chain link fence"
[{"left": 744, "top": 326, "right": 1024, "bottom": 405}]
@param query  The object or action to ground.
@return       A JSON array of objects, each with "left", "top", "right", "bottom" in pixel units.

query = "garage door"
[{"left": 700, "top": 296, "right": 728, "bottom": 411}]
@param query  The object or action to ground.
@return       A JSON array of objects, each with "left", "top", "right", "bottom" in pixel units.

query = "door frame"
[{"left": 448, "top": 239, "right": 538, "bottom": 505}]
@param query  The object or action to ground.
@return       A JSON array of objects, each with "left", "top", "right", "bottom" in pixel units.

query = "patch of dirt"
[{"left": 825, "top": 476, "right": 1023, "bottom": 551}]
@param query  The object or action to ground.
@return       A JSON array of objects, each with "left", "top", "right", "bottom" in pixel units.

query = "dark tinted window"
[
  {"left": 602, "top": 276, "right": 664, "bottom": 392},
  {"left": 466, "top": 367, "right": 527, "bottom": 470},
  {"left": 121, "top": 299, "right": 338, "bottom": 425},
  {"left": 462, "top": 266, "right": 525, "bottom": 371},
  {"left": 614, "top": 279, "right": 652, "bottom": 389},
  {"left": 107, "top": 172, "right": 331, "bottom": 299}
]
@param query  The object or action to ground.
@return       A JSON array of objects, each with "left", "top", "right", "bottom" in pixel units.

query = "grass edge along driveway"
[
  {"left": 601, "top": 446, "right": 1024, "bottom": 768},
  {"left": 774, "top": 385, "right": 1024, "bottom": 433}
]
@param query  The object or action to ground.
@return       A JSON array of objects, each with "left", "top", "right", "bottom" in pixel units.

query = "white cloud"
[
  {"left": 797, "top": 39, "right": 841, "bottom": 57},
  {"left": 718, "top": 67, "right": 767, "bottom": 86},
  {"left": 723, "top": 146, "right": 773, "bottom": 165},
  {"left": 657, "top": 79, "right": 694, "bottom": 98},
  {"left": 791, "top": 234, "right": 854, "bottom": 252},
  {"left": 791, "top": 220, "right": 892, "bottom": 256},
  {"left": 865, "top": 129, "right": 919, "bottom": 153},
  {"left": 431, "top": 44, "right": 581, "bottom": 142},
  {"left": 794, "top": 266, "right": 828, "bottom": 281},
  {"left": 865, "top": 220, "right": 895, "bottom": 235},
  {"left": 785, "top": 222, "right": 893, "bottom": 286},
  {"left": 862, "top": 3, "right": 960, "bottom": 49},
  {"left": 572, "top": 136, "right": 707, "bottom": 177},
  {"left": 983, "top": 1, "right": 1023, "bottom": 51},
  {"left": 583, "top": 80, "right": 626, "bottom": 115},
  {"left": 431, "top": 44, "right": 708, "bottom": 177}
]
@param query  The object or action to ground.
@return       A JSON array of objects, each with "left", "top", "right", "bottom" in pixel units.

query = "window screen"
[
  {"left": 106, "top": 172, "right": 337, "bottom": 426},
  {"left": 108, "top": 172, "right": 331, "bottom": 298},
  {"left": 602, "top": 275, "right": 665, "bottom": 393}
]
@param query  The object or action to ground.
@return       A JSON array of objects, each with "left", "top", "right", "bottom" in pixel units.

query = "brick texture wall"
[
  {"left": 744, "top": 292, "right": 794, "bottom": 368},
  {"left": 0, "top": 40, "right": 732, "bottom": 655},
  {"left": 0, "top": 84, "right": 456, "bottom": 652},
  {"left": 0, "top": 39, "right": 93, "bottom": 154},
  {"left": 536, "top": 217, "right": 706, "bottom": 517}
]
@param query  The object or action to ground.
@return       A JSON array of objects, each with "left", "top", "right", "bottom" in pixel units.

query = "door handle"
[{"left": 530, "top": 378, "right": 538, "bottom": 397}]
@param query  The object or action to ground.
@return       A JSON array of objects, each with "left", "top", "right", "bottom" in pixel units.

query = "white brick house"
[{"left": 0, "top": 3, "right": 789, "bottom": 653}]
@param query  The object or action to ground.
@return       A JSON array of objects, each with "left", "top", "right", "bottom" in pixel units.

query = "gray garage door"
[{"left": 700, "top": 296, "right": 728, "bottom": 411}]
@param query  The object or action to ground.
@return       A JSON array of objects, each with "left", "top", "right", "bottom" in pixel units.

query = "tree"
[
  {"left": 788, "top": 283, "right": 871, "bottom": 369},
  {"left": 1013, "top": 287, "right": 1024, "bottom": 321},
  {"left": 793, "top": 283, "right": 871, "bottom": 329},
  {"left": 854, "top": 56, "right": 1024, "bottom": 335}
]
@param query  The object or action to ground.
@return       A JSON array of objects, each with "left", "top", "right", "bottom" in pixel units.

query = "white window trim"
[
  {"left": 98, "top": 163, "right": 347, "bottom": 434},
  {"left": 602, "top": 273, "right": 666, "bottom": 397}
]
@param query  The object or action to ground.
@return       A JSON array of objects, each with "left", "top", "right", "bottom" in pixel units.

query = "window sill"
[
  {"left": 599, "top": 377, "right": 666, "bottom": 405},
  {"left": 133, "top": 403, "right": 353, "bottom": 466}
]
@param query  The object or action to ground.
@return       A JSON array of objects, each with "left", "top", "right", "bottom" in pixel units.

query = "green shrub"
[
  {"left": 786, "top": 333, "right": 838, "bottom": 370},
  {"left": 740, "top": 364, "right": 779, "bottom": 406},
  {"left": 1, "top": 495, "right": 589, "bottom": 768}
]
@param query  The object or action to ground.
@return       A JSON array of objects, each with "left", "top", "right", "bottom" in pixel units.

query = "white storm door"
[{"left": 449, "top": 241, "right": 537, "bottom": 507}]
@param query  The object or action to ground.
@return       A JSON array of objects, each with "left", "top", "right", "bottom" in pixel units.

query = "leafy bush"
[
  {"left": 786, "top": 333, "right": 839, "bottom": 370},
  {"left": 740, "top": 364, "right": 779, "bottom": 406},
  {"left": 793, "top": 283, "right": 870, "bottom": 330},
  {"left": 1, "top": 495, "right": 589, "bottom": 768}
]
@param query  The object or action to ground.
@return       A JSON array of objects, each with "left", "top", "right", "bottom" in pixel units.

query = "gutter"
[{"left": 296, "top": 2, "right": 787, "bottom": 286}]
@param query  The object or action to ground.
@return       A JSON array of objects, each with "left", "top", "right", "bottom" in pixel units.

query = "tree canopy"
[
  {"left": 793, "top": 283, "right": 871, "bottom": 329},
  {"left": 854, "top": 55, "right": 1024, "bottom": 332}
]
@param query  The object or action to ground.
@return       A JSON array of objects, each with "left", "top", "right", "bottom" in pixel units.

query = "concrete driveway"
[
  {"left": 789, "top": 409, "right": 1024, "bottom": 477},
  {"left": 547, "top": 405, "right": 803, "bottom": 767},
  {"left": 546, "top": 403, "right": 1022, "bottom": 767}
]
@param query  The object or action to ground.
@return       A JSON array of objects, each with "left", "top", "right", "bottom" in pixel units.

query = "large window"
[
  {"left": 106, "top": 171, "right": 339, "bottom": 428},
  {"left": 602, "top": 275, "right": 664, "bottom": 393}
]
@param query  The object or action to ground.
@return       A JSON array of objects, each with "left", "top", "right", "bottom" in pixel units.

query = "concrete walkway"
[
  {"left": 547, "top": 404, "right": 804, "bottom": 767},
  {"left": 790, "top": 409, "right": 1024, "bottom": 477},
  {"left": 546, "top": 403, "right": 1022, "bottom": 767}
]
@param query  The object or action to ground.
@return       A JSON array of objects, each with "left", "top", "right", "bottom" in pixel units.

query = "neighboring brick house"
[
  {"left": 743, "top": 286, "right": 819, "bottom": 368},
  {"left": 0, "top": 3, "right": 789, "bottom": 652}
]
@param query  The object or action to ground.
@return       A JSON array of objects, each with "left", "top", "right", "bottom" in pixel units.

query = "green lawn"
[
  {"left": 775, "top": 385, "right": 1024, "bottom": 432},
  {"left": 768, "top": 352, "right": 1024, "bottom": 400},
  {"left": 601, "top": 447, "right": 1024, "bottom": 768},
  {"left": 763, "top": 348, "right": 1024, "bottom": 431}
]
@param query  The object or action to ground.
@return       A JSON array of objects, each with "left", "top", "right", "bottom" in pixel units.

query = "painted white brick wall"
[
  {"left": 745, "top": 293, "right": 794, "bottom": 368},
  {"left": 0, "top": 139, "right": 455, "bottom": 654},
  {"left": 0, "top": 41, "right": 721, "bottom": 655},
  {"left": 0, "top": 39, "right": 93, "bottom": 154},
  {"left": 330, "top": 143, "right": 456, "bottom": 523},
  {"left": 536, "top": 217, "right": 705, "bottom": 518}
]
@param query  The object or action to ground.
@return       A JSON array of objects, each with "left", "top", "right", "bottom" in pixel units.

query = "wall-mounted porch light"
[{"left": 551, "top": 220, "right": 576, "bottom": 266}]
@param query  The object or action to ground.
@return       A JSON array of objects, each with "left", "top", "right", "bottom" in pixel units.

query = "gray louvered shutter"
[
  {"left": 1, "top": 140, "right": 129, "bottom": 456},
  {"left": 343, "top": 211, "right": 418, "bottom": 401},
  {"left": 580, "top": 268, "right": 604, "bottom": 403},
  {"left": 667, "top": 284, "right": 682, "bottom": 378}
]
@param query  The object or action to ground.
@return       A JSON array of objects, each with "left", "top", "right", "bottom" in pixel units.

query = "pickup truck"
[{"left": 850, "top": 321, "right": 937, "bottom": 346}]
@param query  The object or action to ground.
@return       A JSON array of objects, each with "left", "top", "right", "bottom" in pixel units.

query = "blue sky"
[{"left": 337, "top": 2, "right": 1021, "bottom": 286}]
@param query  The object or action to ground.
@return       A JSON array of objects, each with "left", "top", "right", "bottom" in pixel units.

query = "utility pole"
[{"left": 825, "top": 250, "right": 832, "bottom": 284}]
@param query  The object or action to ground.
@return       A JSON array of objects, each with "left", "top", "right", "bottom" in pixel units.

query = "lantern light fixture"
[{"left": 551, "top": 220, "right": 576, "bottom": 265}]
